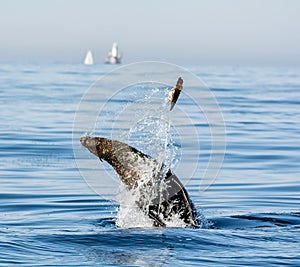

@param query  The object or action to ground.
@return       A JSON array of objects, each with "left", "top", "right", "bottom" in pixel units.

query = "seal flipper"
[
  {"left": 170, "top": 88, "right": 181, "bottom": 111},
  {"left": 168, "top": 77, "right": 183, "bottom": 111}
]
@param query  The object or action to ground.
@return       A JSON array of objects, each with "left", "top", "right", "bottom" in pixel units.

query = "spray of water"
[{"left": 114, "top": 87, "right": 195, "bottom": 228}]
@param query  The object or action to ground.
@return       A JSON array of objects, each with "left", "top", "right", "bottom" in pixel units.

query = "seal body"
[{"left": 80, "top": 135, "right": 198, "bottom": 227}]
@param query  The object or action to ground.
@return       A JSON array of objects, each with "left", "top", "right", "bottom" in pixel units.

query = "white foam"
[{"left": 116, "top": 184, "right": 154, "bottom": 228}]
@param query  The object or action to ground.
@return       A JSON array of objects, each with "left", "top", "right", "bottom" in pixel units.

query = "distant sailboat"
[
  {"left": 105, "top": 43, "right": 121, "bottom": 64},
  {"left": 84, "top": 50, "right": 94, "bottom": 65}
]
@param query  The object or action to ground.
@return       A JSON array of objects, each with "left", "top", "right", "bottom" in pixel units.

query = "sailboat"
[
  {"left": 84, "top": 50, "right": 94, "bottom": 65},
  {"left": 105, "top": 43, "right": 121, "bottom": 64}
]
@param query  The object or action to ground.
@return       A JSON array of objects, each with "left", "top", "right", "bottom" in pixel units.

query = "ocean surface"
[{"left": 0, "top": 63, "right": 300, "bottom": 266}]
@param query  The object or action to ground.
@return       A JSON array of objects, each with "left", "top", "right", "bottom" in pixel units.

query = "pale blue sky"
[{"left": 0, "top": 0, "right": 299, "bottom": 65}]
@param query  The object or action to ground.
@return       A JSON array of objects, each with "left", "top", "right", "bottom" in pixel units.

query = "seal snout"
[
  {"left": 80, "top": 135, "right": 92, "bottom": 148},
  {"left": 80, "top": 135, "right": 99, "bottom": 156}
]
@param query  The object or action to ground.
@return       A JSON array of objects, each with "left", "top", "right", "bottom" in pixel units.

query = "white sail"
[
  {"left": 105, "top": 43, "right": 121, "bottom": 64},
  {"left": 111, "top": 43, "right": 118, "bottom": 58},
  {"left": 84, "top": 50, "right": 94, "bottom": 65}
]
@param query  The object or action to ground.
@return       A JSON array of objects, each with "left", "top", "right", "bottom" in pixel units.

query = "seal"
[{"left": 80, "top": 135, "right": 198, "bottom": 227}]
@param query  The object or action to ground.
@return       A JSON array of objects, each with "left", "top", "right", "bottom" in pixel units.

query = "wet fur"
[{"left": 81, "top": 136, "right": 198, "bottom": 227}]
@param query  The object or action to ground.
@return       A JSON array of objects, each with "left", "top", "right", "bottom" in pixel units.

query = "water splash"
[
  {"left": 116, "top": 176, "right": 196, "bottom": 228},
  {"left": 116, "top": 184, "right": 154, "bottom": 228},
  {"left": 114, "top": 87, "right": 195, "bottom": 228}
]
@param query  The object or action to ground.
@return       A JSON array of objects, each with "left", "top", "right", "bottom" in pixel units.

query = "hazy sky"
[{"left": 0, "top": 0, "right": 299, "bottom": 65}]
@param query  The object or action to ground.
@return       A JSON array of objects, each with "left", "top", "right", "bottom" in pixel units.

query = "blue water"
[{"left": 1, "top": 63, "right": 300, "bottom": 266}]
